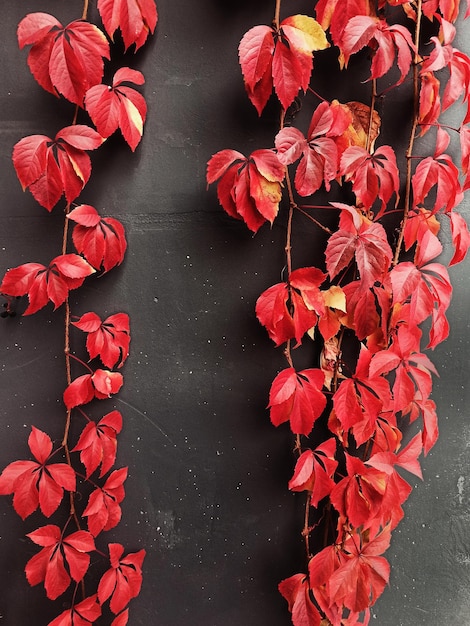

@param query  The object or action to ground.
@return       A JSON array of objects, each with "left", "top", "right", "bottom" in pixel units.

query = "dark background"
[{"left": 1, "top": 1, "right": 470, "bottom": 624}]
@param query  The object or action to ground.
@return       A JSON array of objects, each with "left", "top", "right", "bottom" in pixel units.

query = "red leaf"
[
  {"left": 207, "top": 149, "right": 284, "bottom": 233},
  {"left": 48, "top": 595, "right": 102, "bottom": 626},
  {"left": 26, "top": 526, "right": 95, "bottom": 600},
  {"left": 13, "top": 128, "right": 104, "bottom": 210},
  {"left": 98, "top": 543, "right": 145, "bottom": 614},
  {"left": 0, "top": 427, "right": 75, "bottom": 519},
  {"left": 278, "top": 574, "right": 322, "bottom": 626},
  {"left": 98, "top": 0, "right": 158, "bottom": 51},
  {"left": 73, "top": 312, "right": 130, "bottom": 368},
  {"left": 288, "top": 439, "right": 337, "bottom": 506},
  {"left": 63, "top": 370, "right": 124, "bottom": 410},
  {"left": 239, "top": 16, "right": 328, "bottom": 114},
  {"left": 326, "top": 214, "right": 392, "bottom": 288},
  {"left": 340, "top": 145, "right": 400, "bottom": 214},
  {"left": 448, "top": 211, "right": 470, "bottom": 265},
  {"left": 69, "top": 205, "right": 127, "bottom": 273},
  {"left": 83, "top": 468, "right": 127, "bottom": 536},
  {"left": 18, "top": 14, "right": 110, "bottom": 105},
  {"left": 412, "top": 154, "right": 462, "bottom": 214},
  {"left": 72, "top": 411, "right": 123, "bottom": 478},
  {"left": 268, "top": 368, "right": 326, "bottom": 435},
  {"left": 85, "top": 68, "right": 147, "bottom": 151}
]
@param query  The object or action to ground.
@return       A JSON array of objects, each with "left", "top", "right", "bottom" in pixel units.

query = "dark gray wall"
[{"left": 0, "top": 1, "right": 469, "bottom": 624}]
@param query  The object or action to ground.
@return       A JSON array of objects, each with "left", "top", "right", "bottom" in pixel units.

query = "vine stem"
[
  {"left": 274, "top": 0, "right": 281, "bottom": 30},
  {"left": 393, "top": 0, "right": 423, "bottom": 266}
]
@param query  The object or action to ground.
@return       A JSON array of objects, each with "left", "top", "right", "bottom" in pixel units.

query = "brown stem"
[
  {"left": 303, "top": 495, "right": 311, "bottom": 558},
  {"left": 274, "top": 0, "right": 281, "bottom": 30},
  {"left": 366, "top": 78, "right": 377, "bottom": 154},
  {"left": 81, "top": 0, "right": 89, "bottom": 20},
  {"left": 393, "top": 0, "right": 423, "bottom": 266}
]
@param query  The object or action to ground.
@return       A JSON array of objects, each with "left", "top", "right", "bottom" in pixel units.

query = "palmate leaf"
[
  {"left": 18, "top": 13, "right": 110, "bottom": 105},
  {"left": 239, "top": 15, "right": 329, "bottom": 114},
  {"left": 278, "top": 574, "right": 322, "bottom": 626},
  {"left": 207, "top": 149, "right": 284, "bottom": 232},
  {"left": 85, "top": 68, "right": 147, "bottom": 151},
  {"left": 83, "top": 468, "right": 127, "bottom": 536},
  {"left": 0, "top": 254, "right": 95, "bottom": 315},
  {"left": 288, "top": 438, "right": 337, "bottom": 506},
  {"left": 63, "top": 370, "right": 124, "bottom": 410},
  {"left": 0, "top": 427, "right": 76, "bottom": 519},
  {"left": 68, "top": 205, "right": 127, "bottom": 273},
  {"left": 48, "top": 594, "right": 102, "bottom": 626},
  {"left": 72, "top": 410, "right": 123, "bottom": 478},
  {"left": 98, "top": 544, "right": 145, "bottom": 615},
  {"left": 25, "top": 525, "right": 95, "bottom": 600},
  {"left": 268, "top": 367, "right": 327, "bottom": 435},
  {"left": 73, "top": 312, "right": 130, "bottom": 369},
  {"left": 98, "top": 0, "right": 158, "bottom": 51},
  {"left": 13, "top": 127, "right": 104, "bottom": 211}
]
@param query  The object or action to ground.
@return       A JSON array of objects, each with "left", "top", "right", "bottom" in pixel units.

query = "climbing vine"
[
  {"left": 208, "top": 0, "right": 470, "bottom": 624},
  {"left": 0, "top": 1, "right": 157, "bottom": 624}
]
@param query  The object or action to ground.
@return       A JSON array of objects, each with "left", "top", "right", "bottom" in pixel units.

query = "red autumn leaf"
[
  {"left": 326, "top": 210, "right": 393, "bottom": 288},
  {"left": 342, "top": 17, "right": 415, "bottom": 84},
  {"left": 68, "top": 204, "right": 127, "bottom": 273},
  {"left": 85, "top": 68, "right": 147, "bottom": 151},
  {"left": 83, "top": 468, "right": 127, "bottom": 536},
  {"left": 25, "top": 525, "right": 95, "bottom": 600},
  {"left": 421, "top": 21, "right": 470, "bottom": 117},
  {"left": 255, "top": 281, "right": 318, "bottom": 347},
  {"left": 98, "top": 0, "right": 158, "bottom": 51},
  {"left": 48, "top": 594, "right": 102, "bottom": 626},
  {"left": 0, "top": 427, "right": 76, "bottom": 519},
  {"left": 448, "top": 211, "right": 470, "bottom": 265},
  {"left": 340, "top": 145, "right": 400, "bottom": 214},
  {"left": 63, "top": 369, "right": 124, "bottom": 410},
  {"left": 412, "top": 153, "right": 462, "bottom": 214},
  {"left": 278, "top": 574, "right": 322, "bottom": 626},
  {"left": 98, "top": 543, "right": 146, "bottom": 615},
  {"left": 418, "top": 72, "right": 441, "bottom": 135},
  {"left": 403, "top": 207, "right": 440, "bottom": 251},
  {"left": 315, "top": 0, "right": 374, "bottom": 50},
  {"left": 239, "top": 16, "right": 329, "bottom": 114},
  {"left": 275, "top": 101, "right": 349, "bottom": 196},
  {"left": 0, "top": 254, "right": 95, "bottom": 315},
  {"left": 367, "top": 432, "right": 424, "bottom": 480},
  {"left": 72, "top": 410, "right": 123, "bottom": 478},
  {"left": 268, "top": 367, "right": 326, "bottom": 435},
  {"left": 13, "top": 127, "right": 104, "bottom": 211},
  {"left": 330, "top": 454, "right": 387, "bottom": 528},
  {"left": 328, "top": 525, "right": 391, "bottom": 613},
  {"left": 288, "top": 438, "right": 338, "bottom": 507},
  {"left": 369, "top": 326, "right": 438, "bottom": 413},
  {"left": 73, "top": 312, "right": 130, "bottom": 369},
  {"left": 460, "top": 124, "right": 470, "bottom": 190},
  {"left": 207, "top": 148, "right": 284, "bottom": 232},
  {"left": 332, "top": 347, "right": 391, "bottom": 446},
  {"left": 18, "top": 13, "right": 110, "bottom": 105},
  {"left": 111, "top": 610, "right": 129, "bottom": 626}
]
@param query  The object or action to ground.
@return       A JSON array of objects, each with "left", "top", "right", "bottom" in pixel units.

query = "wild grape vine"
[
  {"left": 0, "top": 1, "right": 157, "bottom": 624},
  {"left": 208, "top": 1, "right": 470, "bottom": 624}
]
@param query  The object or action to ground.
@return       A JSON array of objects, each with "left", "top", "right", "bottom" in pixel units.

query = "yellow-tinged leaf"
[
  {"left": 282, "top": 15, "right": 329, "bottom": 53},
  {"left": 323, "top": 285, "right": 346, "bottom": 312},
  {"left": 258, "top": 178, "right": 282, "bottom": 205},
  {"left": 123, "top": 99, "right": 144, "bottom": 136}
]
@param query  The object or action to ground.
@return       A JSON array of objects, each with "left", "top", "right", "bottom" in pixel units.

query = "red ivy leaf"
[
  {"left": 98, "top": 543, "right": 145, "bottom": 615},
  {"left": 18, "top": 13, "right": 110, "bottom": 105},
  {"left": 340, "top": 145, "right": 400, "bottom": 214},
  {"left": 83, "top": 468, "right": 127, "bottom": 536},
  {"left": 48, "top": 594, "right": 102, "bottom": 626},
  {"left": 73, "top": 312, "right": 130, "bottom": 368},
  {"left": 278, "top": 574, "right": 322, "bottom": 626},
  {"left": 85, "top": 68, "right": 147, "bottom": 151},
  {"left": 326, "top": 210, "right": 392, "bottom": 288},
  {"left": 63, "top": 370, "right": 124, "bottom": 410},
  {"left": 288, "top": 438, "right": 338, "bottom": 507},
  {"left": 239, "top": 16, "right": 329, "bottom": 114},
  {"left": 207, "top": 149, "right": 284, "bottom": 232},
  {"left": 98, "top": 0, "right": 158, "bottom": 51},
  {"left": 268, "top": 367, "right": 326, "bottom": 435},
  {"left": 68, "top": 205, "right": 127, "bottom": 273},
  {"left": 0, "top": 427, "right": 76, "bottom": 519},
  {"left": 448, "top": 211, "right": 470, "bottom": 265},
  {"left": 13, "top": 127, "right": 104, "bottom": 211},
  {"left": 72, "top": 410, "right": 123, "bottom": 478},
  {"left": 26, "top": 525, "right": 95, "bottom": 600},
  {"left": 0, "top": 254, "right": 95, "bottom": 315},
  {"left": 412, "top": 153, "right": 462, "bottom": 214}
]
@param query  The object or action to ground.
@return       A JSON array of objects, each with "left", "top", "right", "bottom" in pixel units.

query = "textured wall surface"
[{"left": 0, "top": 2, "right": 470, "bottom": 624}]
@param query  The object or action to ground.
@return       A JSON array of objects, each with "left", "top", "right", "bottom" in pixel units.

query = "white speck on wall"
[{"left": 457, "top": 475, "right": 465, "bottom": 505}]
